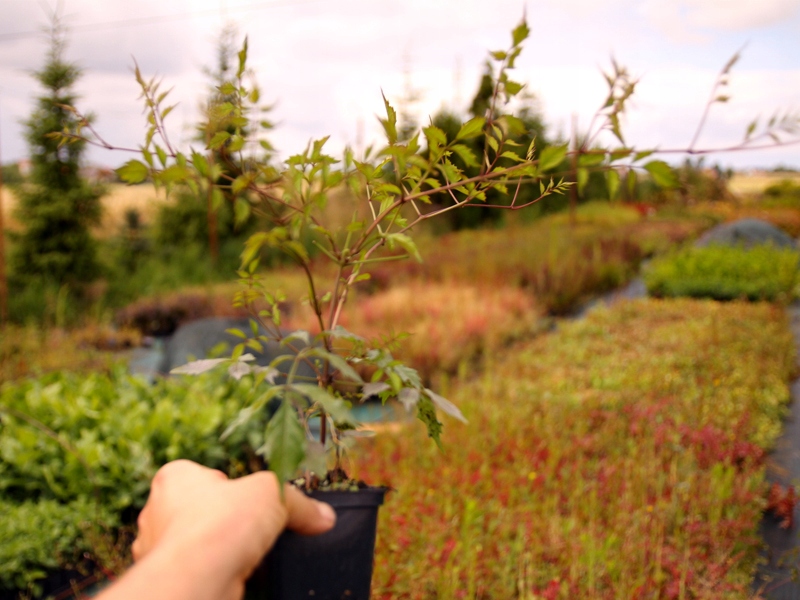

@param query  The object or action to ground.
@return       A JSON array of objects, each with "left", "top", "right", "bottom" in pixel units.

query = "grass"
[{"left": 353, "top": 298, "right": 795, "bottom": 599}]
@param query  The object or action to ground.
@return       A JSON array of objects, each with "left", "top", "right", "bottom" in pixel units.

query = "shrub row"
[
  {"left": 354, "top": 298, "right": 795, "bottom": 598},
  {"left": 645, "top": 244, "right": 800, "bottom": 302}
]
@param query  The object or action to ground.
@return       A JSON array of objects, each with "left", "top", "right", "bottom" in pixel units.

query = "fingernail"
[{"left": 317, "top": 502, "right": 337, "bottom": 527}]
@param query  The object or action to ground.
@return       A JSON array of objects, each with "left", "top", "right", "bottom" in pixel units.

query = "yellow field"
[
  {"left": 728, "top": 171, "right": 800, "bottom": 196},
  {"left": 0, "top": 183, "right": 168, "bottom": 237}
]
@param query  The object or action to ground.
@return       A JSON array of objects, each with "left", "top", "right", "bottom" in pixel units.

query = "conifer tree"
[{"left": 11, "top": 22, "right": 102, "bottom": 292}]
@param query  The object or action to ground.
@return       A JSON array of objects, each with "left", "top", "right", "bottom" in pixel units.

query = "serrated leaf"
[
  {"left": 329, "top": 325, "right": 365, "bottom": 343},
  {"left": 209, "top": 131, "right": 231, "bottom": 150},
  {"left": 643, "top": 160, "right": 679, "bottom": 188},
  {"left": 228, "top": 361, "right": 252, "bottom": 380},
  {"left": 423, "top": 125, "right": 447, "bottom": 149},
  {"left": 398, "top": 387, "right": 420, "bottom": 411},
  {"left": 456, "top": 116, "right": 486, "bottom": 140},
  {"left": 191, "top": 151, "right": 209, "bottom": 177},
  {"left": 307, "top": 349, "right": 363, "bottom": 383},
  {"left": 228, "top": 134, "right": 245, "bottom": 153},
  {"left": 261, "top": 401, "right": 306, "bottom": 483},
  {"left": 155, "top": 145, "right": 168, "bottom": 168},
  {"left": 385, "top": 232, "right": 422, "bottom": 262},
  {"left": 362, "top": 382, "right": 391, "bottom": 399},
  {"left": 425, "top": 388, "right": 467, "bottom": 423},
  {"left": 116, "top": 160, "right": 149, "bottom": 184},
  {"left": 512, "top": 20, "right": 530, "bottom": 46},
  {"left": 452, "top": 144, "right": 478, "bottom": 167},
  {"left": 526, "top": 138, "right": 536, "bottom": 161},
  {"left": 282, "top": 330, "right": 311, "bottom": 347},
  {"left": 171, "top": 358, "right": 226, "bottom": 375},
  {"left": 538, "top": 144, "right": 568, "bottom": 172},
  {"left": 298, "top": 440, "right": 328, "bottom": 477},
  {"left": 380, "top": 92, "right": 398, "bottom": 144},
  {"left": 290, "top": 384, "right": 353, "bottom": 422}
]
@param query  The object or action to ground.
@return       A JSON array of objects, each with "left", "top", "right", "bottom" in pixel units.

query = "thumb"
[{"left": 283, "top": 485, "right": 337, "bottom": 535}]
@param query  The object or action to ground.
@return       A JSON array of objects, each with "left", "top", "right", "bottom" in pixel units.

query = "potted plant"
[{"left": 63, "top": 18, "right": 655, "bottom": 599}]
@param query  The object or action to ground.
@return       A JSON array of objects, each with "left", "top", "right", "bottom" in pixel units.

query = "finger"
[{"left": 283, "top": 485, "right": 337, "bottom": 536}]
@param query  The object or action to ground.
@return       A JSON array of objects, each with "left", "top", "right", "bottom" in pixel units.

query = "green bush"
[
  {"left": 763, "top": 179, "right": 800, "bottom": 208},
  {"left": 0, "top": 498, "right": 117, "bottom": 595},
  {"left": 0, "top": 370, "right": 268, "bottom": 510},
  {"left": 0, "top": 369, "right": 273, "bottom": 595},
  {"left": 644, "top": 243, "right": 800, "bottom": 301}
]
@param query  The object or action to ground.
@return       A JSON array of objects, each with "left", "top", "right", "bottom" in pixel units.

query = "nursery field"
[
  {"left": 355, "top": 299, "right": 795, "bottom": 599},
  {"left": 2, "top": 199, "right": 800, "bottom": 598}
]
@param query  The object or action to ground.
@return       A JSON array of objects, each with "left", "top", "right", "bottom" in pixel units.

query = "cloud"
[{"left": 640, "top": 0, "right": 800, "bottom": 41}]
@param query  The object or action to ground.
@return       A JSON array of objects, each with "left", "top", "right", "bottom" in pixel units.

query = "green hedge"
[{"left": 644, "top": 243, "right": 800, "bottom": 302}]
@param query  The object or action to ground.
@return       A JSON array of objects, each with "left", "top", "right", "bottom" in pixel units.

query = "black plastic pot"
[{"left": 245, "top": 486, "right": 387, "bottom": 600}]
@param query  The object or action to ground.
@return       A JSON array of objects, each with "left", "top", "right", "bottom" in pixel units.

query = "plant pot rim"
[{"left": 304, "top": 485, "right": 389, "bottom": 508}]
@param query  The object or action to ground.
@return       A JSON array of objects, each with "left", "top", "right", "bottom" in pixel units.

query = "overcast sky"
[{"left": 0, "top": 0, "right": 799, "bottom": 171}]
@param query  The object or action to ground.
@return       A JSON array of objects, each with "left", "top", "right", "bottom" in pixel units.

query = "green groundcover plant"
[
  {"left": 644, "top": 243, "right": 800, "bottom": 302},
  {"left": 0, "top": 498, "right": 116, "bottom": 595},
  {"left": 0, "top": 370, "right": 267, "bottom": 594}
]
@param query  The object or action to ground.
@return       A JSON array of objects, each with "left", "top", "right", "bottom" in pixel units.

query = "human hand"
[{"left": 105, "top": 460, "right": 336, "bottom": 600}]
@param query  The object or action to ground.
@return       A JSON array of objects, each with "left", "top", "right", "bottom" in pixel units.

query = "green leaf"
[
  {"left": 116, "top": 160, "right": 149, "bottom": 184},
  {"left": 577, "top": 167, "right": 589, "bottom": 195},
  {"left": 607, "top": 169, "right": 620, "bottom": 200},
  {"left": 512, "top": 20, "right": 530, "bottom": 47},
  {"left": 158, "top": 164, "right": 191, "bottom": 184},
  {"left": 385, "top": 233, "right": 422, "bottom": 262},
  {"left": 504, "top": 79, "right": 524, "bottom": 97},
  {"left": 452, "top": 144, "right": 478, "bottom": 167},
  {"left": 234, "top": 198, "right": 251, "bottom": 226},
  {"left": 155, "top": 145, "right": 168, "bottom": 168},
  {"left": 191, "top": 151, "right": 209, "bottom": 177},
  {"left": 491, "top": 50, "right": 507, "bottom": 60},
  {"left": 423, "top": 125, "right": 447, "bottom": 149},
  {"left": 228, "top": 134, "right": 245, "bottom": 153},
  {"left": 306, "top": 349, "right": 363, "bottom": 383},
  {"left": 643, "top": 160, "right": 679, "bottom": 188},
  {"left": 261, "top": 401, "right": 306, "bottom": 483},
  {"left": 416, "top": 395, "right": 443, "bottom": 449},
  {"left": 209, "top": 131, "right": 231, "bottom": 150},
  {"left": 171, "top": 358, "right": 227, "bottom": 375},
  {"left": 425, "top": 388, "right": 467, "bottom": 423},
  {"left": 290, "top": 384, "right": 353, "bottom": 423},
  {"left": 538, "top": 144, "right": 568, "bottom": 172},
  {"left": 745, "top": 119, "right": 757, "bottom": 140},
  {"left": 578, "top": 152, "right": 605, "bottom": 167},
  {"left": 380, "top": 92, "right": 398, "bottom": 144},
  {"left": 456, "top": 116, "right": 486, "bottom": 140}
]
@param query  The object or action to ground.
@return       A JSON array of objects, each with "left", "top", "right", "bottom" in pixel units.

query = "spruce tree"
[{"left": 11, "top": 24, "right": 102, "bottom": 292}]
